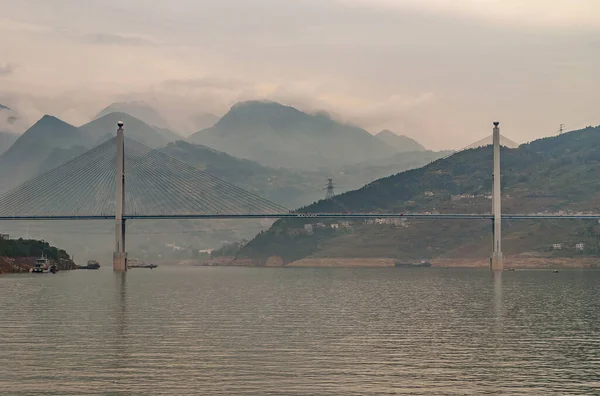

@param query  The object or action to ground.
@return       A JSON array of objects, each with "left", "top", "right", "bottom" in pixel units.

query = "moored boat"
[
  {"left": 395, "top": 260, "right": 432, "bottom": 268},
  {"left": 128, "top": 259, "right": 158, "bottom": 269},
  {"left": 78, "top": 260, "right": 100, "bottom": 270},
  {"left": 31, "top": 253, "right": 50, "bottom": 273}
]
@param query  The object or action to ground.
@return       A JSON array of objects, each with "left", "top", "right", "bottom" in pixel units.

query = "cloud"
[
  {"left": 1, "top": 0, "right": 600, "bottom": 149},
  {"left": 84, "top": 33, "right": 153, "bottom": 46},
  {"left": 341, "top": 0, "right": 600, "bottom": 29},
  {"left": 0, "top": 18, "right": 48, "bottom": 33},
  {"left": 0, "top": 63, "right": 15, "bottom": 76},
  {"left": 162, "top": 76, "right": 251, "bottom": 91}
]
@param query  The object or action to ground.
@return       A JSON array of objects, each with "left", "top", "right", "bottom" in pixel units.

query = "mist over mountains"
[
  {"left": 0, "top": 99, "right": 436, "bottom": 201},
  {"left": 0, "top": 103, "right": 23, "bottom": 135},
  {"left": 375, "top": 130, "right": 425, "bottom": 152},
  {"left": 81, "top": 112, "right": 177, "bottom": 148},
  {"left": 0, "top": 132, "right": 18, "bottom": 156},
  {"left": 0, "top": 99, "right": 442, "bottom": 261},
  {"left": 95, "top": 102, "right": 172, "bottom": 130},
  {"left": 95, "top": 101, "right": 219, "bottom": 136},
  {"left": 189, "top": 101, "right": 402, "bottom": 169},
  {"left": 0, "top": 116, "right": 90, "bottom": 189},
  {"left": 0, "top": 110, "right": 183, "bottom": 193},
  {"left": 241, "top": 123, "right": 600, "bottom": 264}
]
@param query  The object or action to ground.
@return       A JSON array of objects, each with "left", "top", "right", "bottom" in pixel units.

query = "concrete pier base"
[
  {"left": 490, "top": 252, "right": 503, "bottom": 271},
  {"left": 113, "top": 252, "right": 127, "bottom": 272}
]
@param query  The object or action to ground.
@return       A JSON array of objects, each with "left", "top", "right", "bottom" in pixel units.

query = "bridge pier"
[
  {"left": 113, "top": 121, "right": 127, "bottom": 272},
  {"left": 490, "top": 122, "right": 503, "bottom": 271}
]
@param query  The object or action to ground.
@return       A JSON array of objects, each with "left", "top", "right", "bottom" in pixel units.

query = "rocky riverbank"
[
  {"left": 188, "top": 255, "right": 600, "bottom": 269},
  {"left": 0, "top": 256, "right": 77, "bottom": 274}
]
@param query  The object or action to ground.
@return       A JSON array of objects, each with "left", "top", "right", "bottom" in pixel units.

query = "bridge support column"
[
  {"left": 113, "top": 121, "right": 127, "bottom": 272},
  {"left": 490, "top": 122, "right": 503, "bottom": 271}
]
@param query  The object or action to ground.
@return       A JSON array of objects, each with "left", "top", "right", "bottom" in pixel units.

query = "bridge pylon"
[
  {"left": 490, "top": 122, "right": 503, "bottom": 271},
  {"left": 113, "top": 121, "right": 127, "bottom": 272}
]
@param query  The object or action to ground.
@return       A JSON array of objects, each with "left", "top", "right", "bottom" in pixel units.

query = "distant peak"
[
  {"left": 96, "top": 111, "right": 144, "bottom": 122},
  {"left": 232, "top": 99, "right": 279, "bottom": 108},
  {"left": 229, "top": 100, "right": 301, "bottom": 113},
  {"left": 0, "top": 104, "right": 10, "bottom": 111},
  {"left": 38, "top": 114, "right": 69, "bottom": 124},
  {"left": 25, "top": 115, "right": 78, "bottom": 131},
  {"left": 375, "top": 129, "right": 426, "bottom": 151}
]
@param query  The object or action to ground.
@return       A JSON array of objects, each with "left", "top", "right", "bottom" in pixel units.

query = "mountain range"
[
  {"left": 81, "top": 112, "right": 177, "bottom": 147},
  {"left": 0, "top": 111, "right": 180, "bottom": 193},
  {"left": 0, "top": 115, "right": 91, "bottom": 189},
  {"left": 189, "top": 101, "right": 408, "bottom": 169},
  {"left": 0, "top": 100, "right": 443, "bottom": 262},
  {"left": 96, "top": 102, "right": 172, "bottom": 130},
  {"left": 240, "top": 124, "right": 600, "bottom": 264}
]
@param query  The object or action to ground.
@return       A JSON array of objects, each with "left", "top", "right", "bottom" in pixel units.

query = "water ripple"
[{"left": 0, "top": 268, "right": 599, "bottom": 394}]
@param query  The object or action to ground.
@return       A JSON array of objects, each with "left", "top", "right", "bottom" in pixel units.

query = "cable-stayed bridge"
[
  {"left": 0, "top": 131, "right": 517, "bottom": 221},
  {"left": 0, "top": 122, "right": 588, "bottom": 271},
  {"left": 0, "top": 137, "right": 289, "bottom": 219}
]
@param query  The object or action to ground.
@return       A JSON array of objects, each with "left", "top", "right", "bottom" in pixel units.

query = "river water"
[{"left": 1, "top": 267, "right": 599, "bottom": 395}]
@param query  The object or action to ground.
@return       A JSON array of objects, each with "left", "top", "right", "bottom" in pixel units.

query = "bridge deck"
[{"left": 0, "top": 213, "right": 599, "bottom": 221}]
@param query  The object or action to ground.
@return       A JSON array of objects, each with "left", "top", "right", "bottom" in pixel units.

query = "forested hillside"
[{"left": 240, "top": 125, "right": 600, "bottom": 264}]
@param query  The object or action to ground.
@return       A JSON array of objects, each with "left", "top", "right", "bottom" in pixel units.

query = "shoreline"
[
  {"left": 0, "top": 256, "right": 77, "bottom": 274},
  {"left": 195, "top": 256, "right": 600, "bottom": 269},
  {"left": 289, "top": 257, "right": 600, "bottom": 269}
]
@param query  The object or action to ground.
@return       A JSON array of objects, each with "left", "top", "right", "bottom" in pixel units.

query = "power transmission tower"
[{"left": 325, "top": 179, "right": 335, "bottom": 200}]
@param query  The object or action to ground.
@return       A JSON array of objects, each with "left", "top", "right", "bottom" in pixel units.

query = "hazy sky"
[{"left": 1, "top": 0, "right": 599, "bottom": 149}]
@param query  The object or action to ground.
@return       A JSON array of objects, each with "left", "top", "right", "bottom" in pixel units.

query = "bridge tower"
[
  {"left": 491, "top": 121, "right": 503, "bottom": 271},
  {"left": 113, "top": 121, "right": 127, "bottom": 272}
]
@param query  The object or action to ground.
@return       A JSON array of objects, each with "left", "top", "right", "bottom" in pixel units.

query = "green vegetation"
[
  {"left": 0, "top": 238, "right": 70, "bottom": 260},
  {"left": 211, "top": 240, "right": 249, "bottom": 257},
  {"left": 0, "top": 107, "right": 448, "bottom": 262},
  {"left": 240, "top": 125, "right": 600, "bottom": 263},
  {"left": 162, "top": 141, "right": 448, "bottom": 208},
  {"left": 243, "top": 226, "right": 344, "bottom": 263}
]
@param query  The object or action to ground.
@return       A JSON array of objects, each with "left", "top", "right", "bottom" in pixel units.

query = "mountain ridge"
[
  {"left": 0, "top": 115, "right": 92, "bottom": 192},
  {"left": 0, "top": 131, "right": 18, "bottom": 155},
  {"left": 189, "top": 100, "right": 396, "bottom": 169},
  {"left": 95, "top": 101, "right": 171, "bottom": 130},
  {"left": 375, "top": 130, "right": 426, "bottom": 152},
  {"left": 80, "top": 112, "right": 174, "bottom": 148},
  {"left": 239, "top": 124, "right": 600, "bottom": 264}
]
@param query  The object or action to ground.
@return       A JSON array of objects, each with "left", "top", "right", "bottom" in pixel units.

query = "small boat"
[
  {"left": 49, "top": 265, "right": 58, "bottom": 273},
  {"left": 128, "top": 259, "right": 158, "bottom": 269},
  {"left": 129, "top": 263, "right": 158, "bottom": 269},
  {"left": 31, "top": 253, "right": 50, "bottom": 273},
  {"left": 395, "top": 260, "right": 432, "bottom": 268},
  {"left": 79, "top": 260, "right": 100, "bottom": 270},
  {"left": 507, "top": 268, "right": 516, "bottom": 272}
]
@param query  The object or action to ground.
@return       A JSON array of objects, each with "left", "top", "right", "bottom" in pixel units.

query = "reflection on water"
[
  {"left": 1, "top": 267, "right": 600, "bottom": 395},
  {"left": 494, "top": 270, "right": 502, "bottom": 321},
  {"left": 115, "top": 273, "right": 127, "bottom": 337}
]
